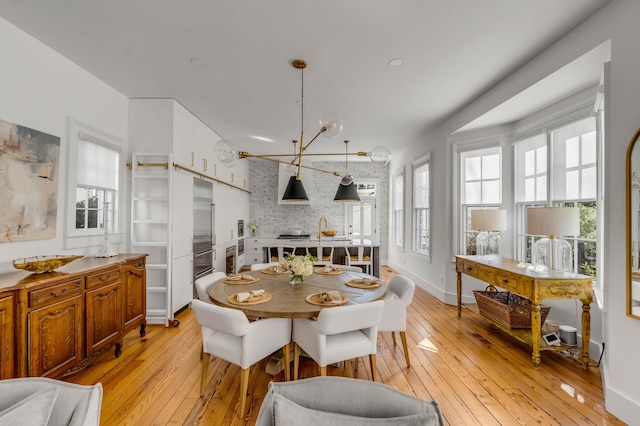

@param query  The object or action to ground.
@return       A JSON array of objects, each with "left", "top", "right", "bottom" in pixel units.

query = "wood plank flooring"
[{"left": 63, "top": 266, "right": 625, "bottom": 425}]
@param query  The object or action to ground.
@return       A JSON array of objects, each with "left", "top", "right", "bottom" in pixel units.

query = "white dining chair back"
[
  {"left": 251, "top": 262, "right": 279, "bottom": 271},
  {"left": 194, "top": 271, "right": 227, "bottom": 302},
  {"left": 345, "top": 245, "right": 372, "bottom": 275},
  {"left": 305, "top": 246, "right": 335, "bottom": 266},
  {"left": 192, "top": 299, "right": 292, "bottom": 418},
  {"left": 292, "top": 300, "right": 384, "bottom": 381},
  {"left": 268, "top": 246, "right": 296, "bottom": 262},
  {"left": 378, "top": 275, "right": 416, "bottom": 367}
]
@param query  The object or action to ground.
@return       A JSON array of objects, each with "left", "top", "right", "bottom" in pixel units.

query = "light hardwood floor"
[{"left": 64, "top": 266, "right": 625, "bottom": 425}]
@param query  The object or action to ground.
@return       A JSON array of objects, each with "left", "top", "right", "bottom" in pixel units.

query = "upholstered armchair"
[
  {"left": 256, "top": 376, "right": 444, "bottom": 426},
  {"left": 0, "top": 377, "right": 102, "bottom": 426}
]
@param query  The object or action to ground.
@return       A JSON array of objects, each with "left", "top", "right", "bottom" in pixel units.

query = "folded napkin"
[
  {"left": 323, "top": 265, "right": 341, "bottom": 273},
  {"left": 227, "top": 273, "right": 255, "bottom": 281},
  {"left": 320, "top": 290, "right": 342, "bottom": 304},
  {"left": 269, "top": 266, "right": 285, "bottom": 272},
  {"left": 236, "top": 289, "right": 265, "bottom": 302}
]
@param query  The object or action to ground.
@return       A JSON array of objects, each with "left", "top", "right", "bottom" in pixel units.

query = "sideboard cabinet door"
[
  {"left": 28, "top": 295, "right": 83, "bottom": 377},
  {"left": 86, "top": 282, "right": 122, "bottom": 356},
  {"left": 0, "top": 294, "right": 14, "bottom": 379},
  {"left": 122, "top": 259, "right": 147, "bottom": 336}
]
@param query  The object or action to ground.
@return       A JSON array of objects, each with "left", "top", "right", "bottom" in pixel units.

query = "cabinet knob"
[{"left": 502, "top": 278, "right": 509, "bottom": 285}]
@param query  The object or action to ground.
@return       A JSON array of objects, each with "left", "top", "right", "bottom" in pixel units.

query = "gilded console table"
[{"left": 455, "top": 255, "right": 593, "bottom": 368}]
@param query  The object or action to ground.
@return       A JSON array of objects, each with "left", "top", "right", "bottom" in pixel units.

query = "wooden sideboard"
[
  {"left": 455, "top": 255, "right": 593, "bottom": 369},
  {"left": 0, "top": 254, "right": 146, "bottom": 379}
]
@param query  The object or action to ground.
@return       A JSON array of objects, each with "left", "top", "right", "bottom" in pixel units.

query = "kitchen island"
[{"left": 244, "top": 237, "right": 381, "bottom": 277}]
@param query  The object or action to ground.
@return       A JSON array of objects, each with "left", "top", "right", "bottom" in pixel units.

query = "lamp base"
[
  {"left": 532, "top": 236, "right": 572, "bottom": 272},
  {"left": 476, "top": 231, "right": 501, "bottom": 261}
]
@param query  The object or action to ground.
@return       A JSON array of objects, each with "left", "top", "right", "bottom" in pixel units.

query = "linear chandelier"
[{"left": 214, "top": 59, "right": 391, "bottom": 202}]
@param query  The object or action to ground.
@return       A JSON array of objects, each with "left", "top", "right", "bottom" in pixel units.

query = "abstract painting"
[{"left": 0, "top": 118, "right": 60, "bottom": 242}]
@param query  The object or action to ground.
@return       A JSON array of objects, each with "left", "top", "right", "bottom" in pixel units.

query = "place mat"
[
  {"left": 223, "top": 276, "right": 261, "bottom": 285},
  {"left": 261, "top": 268, "right": 288, "bottom": 275},
  {"left": 227, "top": 292, "right": 272, "bottom": 306},
  {"left": 345, "top": 278, "right": 382, "bottom": 289},
  {"left": 314, "top": 267, "right": 343, "bottom": 275},
  {"left": 305, "top": 292, "right": 348, "bottom": 306}
]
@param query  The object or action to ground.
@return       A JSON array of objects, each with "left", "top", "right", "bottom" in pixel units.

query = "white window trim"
[
  {"left": 392, "top": 167, "right": 405, "bottom": 250},
  {"left": 412, "top": 153, "right": 430, "bottom": 260},
  {"left": 65, "top": 117, "right": 125, "bottom": 249}
]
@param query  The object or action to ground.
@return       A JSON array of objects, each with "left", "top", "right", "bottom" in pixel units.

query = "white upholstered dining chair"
[
  {"left": 194, "top": 271, "right": 227, "bottom": 302},
  {"left": 192, "top": 299, "right": 292, "bottom": 418},
  {"left": 292, "top": 300, "right": 384, "bottom": 381},
  {"left": 378, "top": 275, "right": 416, "bottom": 368}
]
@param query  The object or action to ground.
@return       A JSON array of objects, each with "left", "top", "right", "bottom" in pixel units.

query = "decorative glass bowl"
[
  {"left": 322, "top": 230, "right": 338, "bottom": 237},
  {"left": 13, "top": 255, "right": 84, "bottom": 273}
]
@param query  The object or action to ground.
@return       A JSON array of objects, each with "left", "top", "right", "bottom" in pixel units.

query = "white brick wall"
[{"left": 248, "top": 159, "right": 389, "bottom": 261}]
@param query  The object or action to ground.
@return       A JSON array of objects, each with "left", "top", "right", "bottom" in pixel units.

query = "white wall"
[
  {"left": 0, "top": 17, "right": 130, "bottom": 274},
  {"left": 388, "top": 0, "right": 640, "bottom": 422}
]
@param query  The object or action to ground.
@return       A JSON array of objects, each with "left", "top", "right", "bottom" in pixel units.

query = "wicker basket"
[{"left": 473, "top": 290, "right": 551, "bottom": 329}]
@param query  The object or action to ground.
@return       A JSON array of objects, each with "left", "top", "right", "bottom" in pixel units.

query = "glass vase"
[{"left": 289, "top": 273, "right": 304, "bottom": 285}]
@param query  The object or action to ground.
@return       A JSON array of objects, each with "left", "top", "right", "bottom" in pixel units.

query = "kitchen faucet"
[{"left": 318, "top": 216, "right": 328, "bottom": 243}]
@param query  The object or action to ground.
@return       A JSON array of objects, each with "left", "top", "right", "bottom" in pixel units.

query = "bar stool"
[{"left": 346, "top": 245, "right": 372, "bottom": 275}]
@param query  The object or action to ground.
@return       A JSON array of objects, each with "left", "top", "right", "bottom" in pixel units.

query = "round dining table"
[{"left": 207, "top": 268, "right": 387, "bottom": 318}]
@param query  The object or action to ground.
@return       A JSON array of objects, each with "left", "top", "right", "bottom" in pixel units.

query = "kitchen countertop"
[{"left": 248, "top": 236, "right": 379, "bottom": 247}]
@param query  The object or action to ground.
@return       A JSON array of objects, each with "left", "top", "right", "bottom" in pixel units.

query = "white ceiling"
[{"left": 0, "top": 0, "right": 611, "bottom": 158}]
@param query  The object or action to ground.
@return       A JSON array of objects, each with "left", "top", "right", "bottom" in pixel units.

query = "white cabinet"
[
  {"left": 245, "top": 238, "right": 264, "bottom": 265},
  {"left": 130, "top": 153, "right": 172, "bottom": 325},
  {"left": 130, "top": 99, "right": 250, "bottom": 319},
  {"left": 171, "top": 254, "right": 193, "bottom": 314}
]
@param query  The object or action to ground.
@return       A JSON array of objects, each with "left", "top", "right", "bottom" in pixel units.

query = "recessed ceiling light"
[
  {"left": 252, "top": 136, "right": 274, "bottom": 143},
  {"left": 388, "top": 58, "right": 404, "bottom": 67},
  {"left": 189, "top": 57, "right": 208, "bottom": 67}
]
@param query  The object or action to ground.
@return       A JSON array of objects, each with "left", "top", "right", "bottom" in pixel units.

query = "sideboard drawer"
[
  {"left": 462, "top": 260, "right": 495, "bottom": 283},
  {"left": 86, "top": 267, "right": 121, "bottom": 289},
  {"left": 29, "top": 278, "right": 83, "bottom": 308},
  {"left": 495, "top": 271, "right": 522, "bottom": 292}
]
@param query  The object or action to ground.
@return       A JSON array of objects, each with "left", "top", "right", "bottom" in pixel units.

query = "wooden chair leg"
[
  {"left": 369, "top": 354, "right": 379, "bottom": 382},
  {"left": 293, "top": 343, "right": 300, "bottom": 380},
  {"left": 400, "top": 331, "right": 411, "bottom": 368},
  {"left": 319, "top": 365, "right": 327, "bottom": 376},
  {"left": 391, "top": 331, "right": 397, "bottom": 346},
  {"left": 200, "top": 353, "right": 210, "bottom": 396},
  {"left": 282, "top": 343, "right": 291, "bottom": 381},
  {"left": 353, "top": 358, "right": 359, "bottom": 374},
  {"left": 238, "top": 367, "right": 250, "bottom": 418}
]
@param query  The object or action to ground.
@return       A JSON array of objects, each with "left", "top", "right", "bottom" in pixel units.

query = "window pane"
[
  {"left": 525, "top": 177, "right": 535, "bottom": 201},
  {"left": 465, "top": 182, "right": 481, "bottom": 204},
  {"left": 525, "top": 150, "right": 535, "bottom": 176},
  {"left": 582, "top": 131, "right": 597, "bottom": 164},
  {"left": 566, "top": 170, "right": 579, "bottom": 199},
  {"left": 536, "top": 176, "right": 547, "bottom": 201},
  {"left": 482, "top": 180, "right": 500, "bottom": 204},
  {"left": 566, "top": 137, "right": 579, "bottom": 168},
  {"left": 414, "top": 163, "right": 429, "bottom": 208},
  {"left": 465, "top": 157, "right": 481, "bottom": 180},
  {"left": 582, "top": 166, "right": 596, "bottom": 199},
  {"left": 362, "top": 203, "right": 372, "bottom": 235},
  {"left": 482, "top": 154, "right": 500, "bottom": 179},
  {"left": 536, "top": 146, "right": 547, "bottom": 174},
  {"left": 88, "top": 210, "right": 98, "bottom": 229}
]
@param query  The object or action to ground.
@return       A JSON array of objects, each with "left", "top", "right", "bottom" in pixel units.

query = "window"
[
  {"left": 460, "top": 146, "right": 502, "bottom": 254},
  {"left": 515, "top": 116, "right": 598, "bottom": 275},
  {"left": 66, "top": 118, "right": 123, "bottom": 248},
  {"left": 413, "top": 154, "right": 430, "bottom": 256},
  {"left": 392, "top": 168, "right": 404, "bottom": 248}
]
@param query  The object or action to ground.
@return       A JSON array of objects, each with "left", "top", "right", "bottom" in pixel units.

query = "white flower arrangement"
[{"left": 279, "top": 252, "right": 315, "bottom": 282}]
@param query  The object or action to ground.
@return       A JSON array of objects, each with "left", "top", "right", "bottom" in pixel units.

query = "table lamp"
[
  {"left": 526, "top": 207, "right": 579, "bottom": 272},
  {"left": 470, "top": 209, "right": 507, "bottom": 259}
]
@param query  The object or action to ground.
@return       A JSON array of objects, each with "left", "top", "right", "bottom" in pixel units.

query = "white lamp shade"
[
  {"left": 470, "top": 209, "right": 507, "bottom": 231},
  {"left": 526, "top": 207, "right": 580, "bottom": 236}
]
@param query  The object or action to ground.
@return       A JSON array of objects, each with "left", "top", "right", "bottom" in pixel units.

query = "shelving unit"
[{"left": 130, "top": 153, "right": 172, "bottom": 326}]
